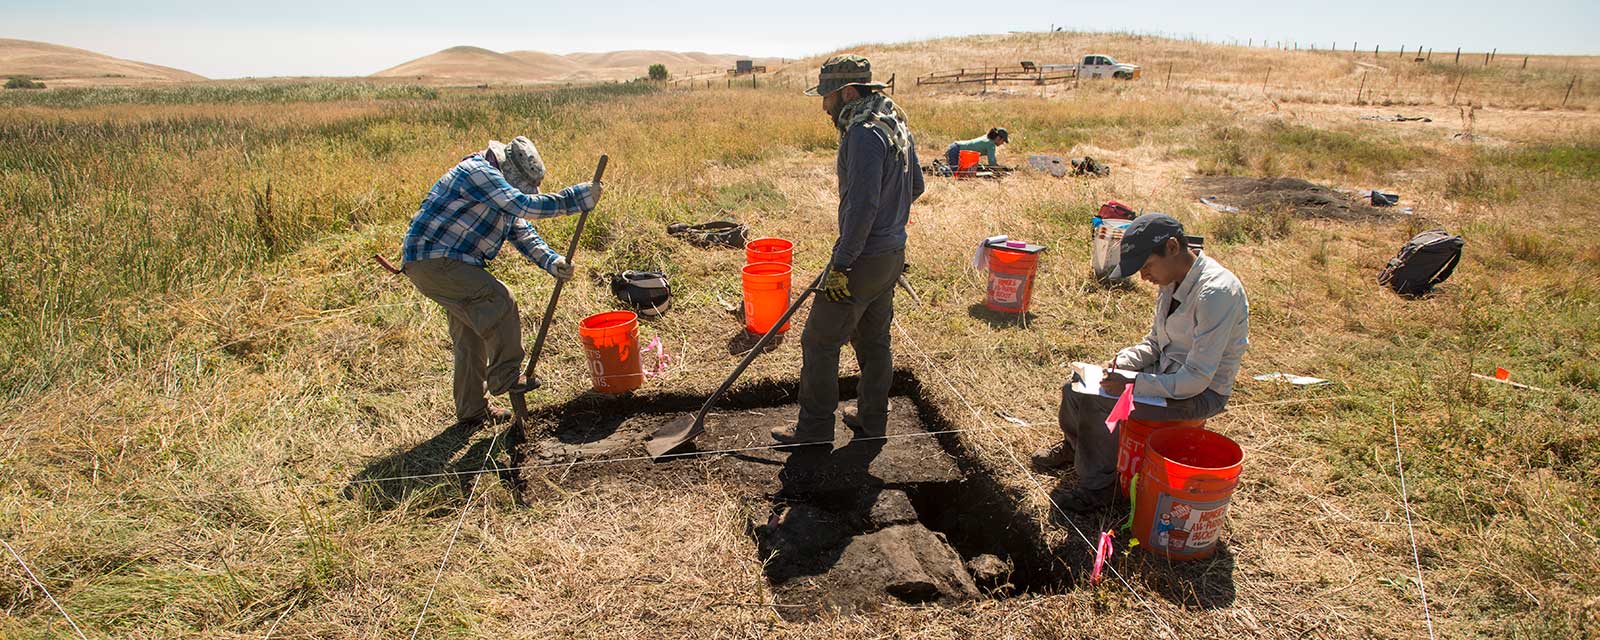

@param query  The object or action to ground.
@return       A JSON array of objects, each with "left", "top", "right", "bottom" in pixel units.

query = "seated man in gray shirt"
[{"left": 1033, "top": 213, "right": 1250, "bottom": 512}]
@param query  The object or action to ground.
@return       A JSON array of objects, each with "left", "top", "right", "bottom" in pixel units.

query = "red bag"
[{"left": 1098, "top": 200, "right": 1137, "bottom": 221}]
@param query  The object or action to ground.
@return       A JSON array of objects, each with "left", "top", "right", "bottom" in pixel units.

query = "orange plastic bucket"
[
  {"left": 578, "top": 310, "right": 643, "bottom": 394},
  {"left": 745, "top": 238, "right": 793, "bottom": 265},
  {"left": 1116, "top": 418, "right": 1208, "bottom": 497},
  {"left": 741, "top": 262, "right": 792, "bottom": 334},
  {"left": 984, "top": 243, "right": 1044, "bottom": 313},
  {"left": 956, "top": 149, "right": 981, "bottom": 176},
  {"left": 1133, "top": 427, "right": 1244, "bottom": 561}
]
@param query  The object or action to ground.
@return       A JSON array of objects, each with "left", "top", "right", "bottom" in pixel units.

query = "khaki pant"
[
  {"left": 796, "top": 250, "right": 905, "bottom": 434},
  {"left": 404, "top": 258, "right": 524, "bottom": 421},
  {"left": 1058, "top": 381, "right": 1229, "bottom": 492}
]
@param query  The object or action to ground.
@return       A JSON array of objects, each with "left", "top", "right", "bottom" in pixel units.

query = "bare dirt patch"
[{"left": 1188, "top": 176, "right": 1398, "bottom": 221}]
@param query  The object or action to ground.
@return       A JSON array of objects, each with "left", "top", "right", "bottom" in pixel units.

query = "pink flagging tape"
[
  {"left": 1105, "top": 383, "right": 1134, "bottom": 433},
  {"left": 1090, "top": 530, "right": 1116, "bottom": 586}
]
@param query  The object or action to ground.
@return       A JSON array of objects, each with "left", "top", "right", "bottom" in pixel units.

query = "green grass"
[
  {"left": 0, "top": 82, "right": 441, "bottom": 108},
  {"left": 1190, "top": 121, "right": 1422, "bottom": 180}
]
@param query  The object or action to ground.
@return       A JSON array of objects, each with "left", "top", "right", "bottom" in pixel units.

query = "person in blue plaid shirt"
[{"left": 400, "top": 136, "right": 602, "bottom": 428}]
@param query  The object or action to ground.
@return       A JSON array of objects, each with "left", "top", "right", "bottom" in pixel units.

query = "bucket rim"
[
  {"left": 1146, "top": 426, "right": 1243, "bottom": 470},
  {"left": 741, "top": 262, "right": 793, "bottom": 276},
  {"left": 747, "top": 237, "right": 794, "bottom": 250},
  {"left": 579, "top": 309, "right": 639, "bottom": 331}
]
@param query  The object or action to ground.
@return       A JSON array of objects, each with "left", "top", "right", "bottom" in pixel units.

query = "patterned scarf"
[{"left": 835, "top": 92, "right": 912, "bottom": 172}]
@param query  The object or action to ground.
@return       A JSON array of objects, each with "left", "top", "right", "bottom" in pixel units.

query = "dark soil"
[
  {"left": 504, "top": 374, "right": 1075, "bottom": 620},
  {"left": 1189, "top": 176, "right": 1399, "bottom": 221}
]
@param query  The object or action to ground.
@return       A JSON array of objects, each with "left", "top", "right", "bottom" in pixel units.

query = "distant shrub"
[
  {"left": 5, "top": 76, "right": 46, "bottom": 89},
  {"left": 648, "top": 64, "right": 669, "bottom": 81}
]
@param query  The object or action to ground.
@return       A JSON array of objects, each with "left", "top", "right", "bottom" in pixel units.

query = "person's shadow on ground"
[
  {"left": 342, "top": 421, "right": 510, "bottom": 513},
  {"left": 756, "top": 426, "right": 888, "bottom": 587}
]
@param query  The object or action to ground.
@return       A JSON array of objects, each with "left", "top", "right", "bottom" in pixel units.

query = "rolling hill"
[
  {"left": 0, "top": 38, "right": 205, "bottom": 85},
  {"left": 371, "top": 46, "right": 776, "bottom": 84}
]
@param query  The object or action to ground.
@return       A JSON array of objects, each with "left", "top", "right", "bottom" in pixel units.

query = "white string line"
[
  {"left": 411, "top": 428, "right": 502, "bottom": 639},
  {"left": 2, "top": 538, "right": 89, "bottom": 640},
  {"left": 87, "top": 423, "right": 1040, "bottom": 509},
  {"left": 892, "top": 318, "right": 1178, "bottom": 639},
  {"left": 77, "top": 391, "right": 1357, "bottom": 512},
  {"left": 1389, "top": 402, "right": 1437, "bottom": 640}
]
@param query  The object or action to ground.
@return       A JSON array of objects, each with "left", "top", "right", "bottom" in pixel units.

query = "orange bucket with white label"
[
  {"left": 578, "top": 310, "right": 643, "bottom": 394},
  {"left": 1133, "top": 427, "right": 1243, "bottom": 560},
  {"left": 983, "top": 240, "right": 1046, "bottom": 313}
]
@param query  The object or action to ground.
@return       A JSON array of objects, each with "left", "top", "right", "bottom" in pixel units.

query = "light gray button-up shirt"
[{"left": 1113, "top": 253, "right": 1250, "bottom": 399}]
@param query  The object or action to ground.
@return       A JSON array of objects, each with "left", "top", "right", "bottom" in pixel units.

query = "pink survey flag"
[
  {"left": 1105, "top": 381, "right": 1134, "bottom": 434},
  {"left": 1090, "top": 529, "right": 1116, "bottom": 585}
]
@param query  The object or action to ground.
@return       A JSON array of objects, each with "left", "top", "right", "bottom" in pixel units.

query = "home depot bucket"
[
  {"left": 745, "top": 237, "right": 793, "bottom": 265},
  {"left": 957, "top": 149, "right": 981, "bottom": 176},
  {"left": 983, "top": 240, "right": 1046, "bottom": 313},
  {"left": 578, "top": 310, "right": 644, "bottom": 394},
  {"left": 1115, "top": 418, "right": 1208, "bottom": 497},
  {"left": 1133, "top": 427, "right": 1244, "bottom": 561},
  {"left": 741, "top": 262, "right": 792, "bottom": 334}
]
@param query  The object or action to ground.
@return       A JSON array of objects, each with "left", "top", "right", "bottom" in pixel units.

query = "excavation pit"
[{"left": 508, "top": 374, "right": 1075, "bottom": 620}]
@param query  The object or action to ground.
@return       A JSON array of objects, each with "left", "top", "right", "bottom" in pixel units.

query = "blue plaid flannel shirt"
[{"left": 401, "top": 153, "right": 597, "bottom": 269}]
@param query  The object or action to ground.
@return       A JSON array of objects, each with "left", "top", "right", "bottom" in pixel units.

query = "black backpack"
[
  {"left": 610, "top": 271, "right": 672, "bottom": 318},
  {"left": 1378, "top": 229, "right": 1464, "bottom": 297}
]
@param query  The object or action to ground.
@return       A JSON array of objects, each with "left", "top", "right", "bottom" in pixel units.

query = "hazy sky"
[{"left": 3, "top": 0, "right": 1596, "bottom": 79}]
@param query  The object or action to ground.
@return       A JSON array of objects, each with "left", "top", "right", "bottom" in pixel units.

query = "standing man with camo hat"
[
  {"left": 771, "top": 55, "right": 925, "bottom": 445},
  {"left": 400, "top": 136, "right": 602, "bottom": 428}
]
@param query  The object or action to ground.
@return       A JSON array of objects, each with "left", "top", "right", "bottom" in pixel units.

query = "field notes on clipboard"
[{"left": 1070, "top": 362, "right": 1168, "bottom": 407}]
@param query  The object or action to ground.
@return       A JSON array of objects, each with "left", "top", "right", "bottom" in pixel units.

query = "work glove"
[
  {"left": 821, "top": 266, "right": 852, "bottom": 302},
  {"left": 545, "top": 256, "right": 575, "bottom": 281},
  {"left": 587, "top": 180, "right": 604, "bottom": 206}
]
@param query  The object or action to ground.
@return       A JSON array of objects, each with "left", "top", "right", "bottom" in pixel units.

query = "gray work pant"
[
  {"left": 1059, "top": 380, "right": 1229, "bottom": 491},
  {"left": 796, "top": 250, "right": 906, "bottom": 434},
  {"left": 404, "top": 258, "right": 525, "bottom": 422}
]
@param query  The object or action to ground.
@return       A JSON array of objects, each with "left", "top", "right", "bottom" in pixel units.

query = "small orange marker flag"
[{"left": 1494, "top": 367, "right": 1510, "bottom": 381}]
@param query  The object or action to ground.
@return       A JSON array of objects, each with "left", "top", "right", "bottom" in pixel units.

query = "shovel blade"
[{"left": 644, "top": 414, "right": 704, "bottom": 460}]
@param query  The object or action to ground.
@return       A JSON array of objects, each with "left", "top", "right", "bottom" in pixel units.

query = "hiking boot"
[
  {"left": 1030, "top": 441, "right": 1073, "bottom": 472},
  {"left": 840, "top": 399, "right": 892, "bottom": 434},
  {"left": 770, "top": 422, "right": 833, "bottom": 447},
  {"left": 1054, "top": 484, "right": 1113, "bottom": 514},
  {"left": 456, "top": 405, "right": 511, "bottom": 431}
]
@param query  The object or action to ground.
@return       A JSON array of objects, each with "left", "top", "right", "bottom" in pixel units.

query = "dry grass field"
[{"left": 2, "top": 32, "right": 1597, "bottom": 638}]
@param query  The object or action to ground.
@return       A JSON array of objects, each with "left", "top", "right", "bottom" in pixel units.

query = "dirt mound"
[
  {"left": 0, "top": 38, "right": 205, "bottom": 84},
  {"left": 1189, "top": 176, "right": 1396, "bottom": 221},
  {"left": 371, "top": 46, "right": 547, "bottom": 83}
]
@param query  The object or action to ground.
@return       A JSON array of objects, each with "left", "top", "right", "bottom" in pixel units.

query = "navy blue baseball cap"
[{"left": 1110, "top": 213, "right": 1186, "bottom": 279}]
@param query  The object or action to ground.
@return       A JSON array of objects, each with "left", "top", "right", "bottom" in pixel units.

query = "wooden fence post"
[
  {"left": 1262, "top": 66, "right": 1271, "bottom": 92},
  {"left": 1563, "top": 75, "right": 1577, "bottom": 107},
  {"left": 1451, "top": 75, "right": 1464, "bottom": 104},
  {"left": 1455, "top": 47, "right": 1461, "bottom": 65},
  {"left": 1427, "top": 48, "right": 1433, "bottom": 62},
  {"left": 1399, "top": 45, "right": 1405, "bottom": 59},
  {"left": 1483, "top": 51, "right": 1490, "bottom": 66},
  {"left": 1490, "top": 48, "right": 1497, "bottom": 63},
  {"left": 1375, "top": 44, "right": 1380, "bottom": 59},
  {"left": 1165, "top": 63, "right": 1173, "bottom": 90},
  {"left": 1356, "top": 71, "right": 1367, "bottom": 103}
]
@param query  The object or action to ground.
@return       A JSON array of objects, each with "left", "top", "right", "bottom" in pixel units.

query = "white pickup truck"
[{"left": 1038, "top": 54, "right": 1142, "bottom": 80}]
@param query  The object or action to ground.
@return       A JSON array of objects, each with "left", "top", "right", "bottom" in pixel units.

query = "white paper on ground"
[
  {"left": 1252, "top": 372, "right": 1331, "bottom": 386},
  {"left": 1070, "top": 362, "right": 1169, "bottom": 407}
]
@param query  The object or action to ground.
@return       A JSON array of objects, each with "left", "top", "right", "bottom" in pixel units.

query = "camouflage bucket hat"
[{"left": 804, "top": 54, "right": 889, "bottom": 97}]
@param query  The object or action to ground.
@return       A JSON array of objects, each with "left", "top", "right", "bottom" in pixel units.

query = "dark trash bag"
[
  {"left": 667, "top": 220, "right": 749, "bottom": 248},
  {"left": 610, "top": 271, "right": 672, "bottom": 318},
  {"left": 1378, "top": 229, "right": 1464, "bottom": 297},
  {"left": 1370, "top": 190, "right": 1400, "bottom": 207}
]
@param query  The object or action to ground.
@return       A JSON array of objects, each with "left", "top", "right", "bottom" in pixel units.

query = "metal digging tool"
[
  {"left": 644, "top": 269, "right": 827, "bottom": 460},
  {"left": 508, "top": 154, "right": 608, "bottom": 426}
]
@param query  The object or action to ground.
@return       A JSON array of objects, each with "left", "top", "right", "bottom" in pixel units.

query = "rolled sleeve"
[
  {"left": 1133, "top": 286, "right": 1246, "bottom": 399},
  {"left": 465, "top": 163, "right": 594, "bottom": 220},
  {"left": 831, "top": 124, "right": 886, "bottom": 268}
]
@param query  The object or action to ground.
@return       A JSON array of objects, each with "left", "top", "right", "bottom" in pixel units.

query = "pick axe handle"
[{"left": 522, "top": 154, "right": 608, "bottom": 383}]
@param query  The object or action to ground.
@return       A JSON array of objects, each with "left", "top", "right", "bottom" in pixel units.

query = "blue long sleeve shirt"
[
  {"left": 832, "top": 122, "right": 924, "bottom": 269},
  {"left": 401, "top": 154, "right": 596, "bottom": 269}
]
